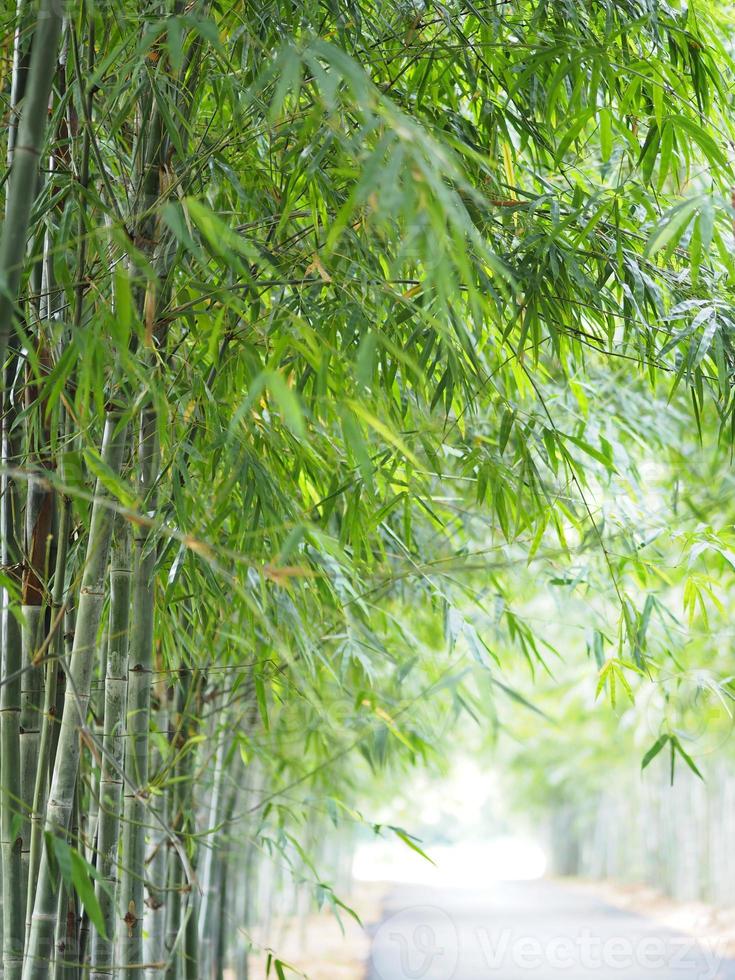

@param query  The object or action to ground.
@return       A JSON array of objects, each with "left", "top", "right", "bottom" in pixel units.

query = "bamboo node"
[
  {"left": 124, "top": 900, "right": 138, "bottom": 937},
  {"left": 13, "top": 143, "right": 42, "bottom": 158}
]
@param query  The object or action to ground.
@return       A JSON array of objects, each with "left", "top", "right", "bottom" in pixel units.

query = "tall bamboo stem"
[
  {"left": 1, "top": 370, "right": 25, "bottom": 980},
  {"left": 143, "top": 685, "right": 169, "bottom": 979},
  {"left": 89, "top": 520, "right": 131, "bottom": 979},
  {"left": 118, "top": 409, "right": 158, "bottom": 974},
  {"left": 197, "top": 729, "right": 226, "bottom": 978},
  {"left": 84, "top": 629, "right": 108, "bottom": 868},
  {"left": 163, "top": 676, "right": 187, "bottom": 980},
  {"left": 2, "top": 2, "right": 37, "bottom": 973},
  {"left": 0, "top": 0, "right": 63, "bottom": 378},
  {"left": 7, "top": 0, "right": 31, "bottom": 165},
  {"left": 22, "top": 414, "right": 127, "bottom": 980},
  {"left": 53, "top": 781, "right": 79, "bottom": 980},
  {"left": 25, "top": 473, "right": 70, "bottom": 940}
]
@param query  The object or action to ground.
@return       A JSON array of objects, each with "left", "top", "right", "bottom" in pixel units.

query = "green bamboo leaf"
[
  {"left": 255, "top": 674, "right": 269, "bottom": 731},
  {"left": 499, "top": 409, "right": 515, "bottom": 454},
  {"left": 562, "top": 433, "right": 616, "bottom": 470},
  {"left": 669, "top": 114, "right": 729, "bottom": 170},
  {"left": 691, "top": 312, "right": 718, "bottom": 369},
  {"left": 71, "top": 849, "right": 108, "bottom": 940},
  {"left": 554, "top": 108, "right": 595, "bottom": 165},
  {"left": 389, "top": 826, "right": 436, "bottom": 865},
  {"left": 263, "top": 370, "right": 306, "bottom": 438},
  {"left": 641, "top": 734, "right": 669, "bottom": 770},
  {"left": 84, "top": 448, "right": 137, "bottom": 509},
  {"left": 657, "top": 121, "right": 674, "bottom": 191},
  {"left": 345, "top": 400, "right": 420, "bottom": 467},
  {"left": 645, "top": 199, "right": 699, "bottom": 257},
  {"left": 671, "top": 736, "right": 704, "bottom": 780}
]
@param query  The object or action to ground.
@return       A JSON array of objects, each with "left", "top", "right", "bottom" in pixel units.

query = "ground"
[{"left": 246, "top": 878, "right": 735, "bottom": 978}]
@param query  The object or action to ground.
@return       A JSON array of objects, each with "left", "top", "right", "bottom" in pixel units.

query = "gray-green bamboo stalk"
[
  {"left": 23, "top": 166, "right": 70, "bottom": 938},
  {"left": 22, "top": 414, "right": 127, "bottom": 980},
  {"left": 25, "top": 482, "right": 71, "bottom": 940},
  {"left": 118, "top": 410, "right": 158, "bottom": 975},
  {"left": 143, "top": 690, "right": 169, "bottom": 979},
  {"left": 84, "top": 629, "right": 108, "bottom": 868},
  {"left": 7, "top": 0, "right": 31, "bottom": 165},
  {"left": 52, "top": 781, "right": 79, "bottom": 980},
  {"left": 197, "top": 730, "right": 226, "bottom": 978},
  {"left": 163, "top": 679, "right": 186, "bottom": 980},
  {"left": 183, "top": 893, "right": 198, "bottom": 980},
  {"left": 19, "top": 604, "right": 45, "bottom": 912},
  {"left": 89, "top": 520, "right": 131, "bottom": 979},
  {"left": 2, "top": 2, "right": 36, "bottom": 972},
  {"left": 0, "top": 0, "right": 63, "bottom": 379},
  {"left": 1, "top": 374, "right": 25, "bottom": 980}
]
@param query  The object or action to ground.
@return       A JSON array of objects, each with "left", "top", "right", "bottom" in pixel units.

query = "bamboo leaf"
[
  {"left": 641, "top": 735, "right": 669, "bottom": 770},
  {"left": 71, "top": 849, "right": 108, "bottom": 940}
]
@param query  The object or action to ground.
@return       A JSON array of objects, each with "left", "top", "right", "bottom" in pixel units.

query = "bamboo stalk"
[
  {"left": 52, "top": 882, "right": 68, "bottom": 980},
  {"left": 183, "top": 894, "right": 199, "bottom": 980},
  {"left": 118, "top": 409, "right": 159, "bottom": 975},
  {"left": 143, "top": 682, "right": 170, "bottom": 979},
  {"left": 19, "top": 605, "right": 45, "bottom": 912},
  {"left": 25, "top": 477, "right": 71, "bottom": 940},
  {"left": 0, "top": 0, "right": 63, "bottom": 378},
  {"left": 213, "top": 854, "right": 229, "bottom": 980},
  {"left": 89, "top": 520, "right": 131, "bottom": 980},
  {"left": 1, "top": 368, "right": 26, "bottom": 980},
  {"left": 143, "top": 829, "right": 168, "bottom": 979},
  {"left": 1, "top": 2, "right": 37, "bottom": 972},
  {"left": 7, "top": 0, "right": 31, "bottom": 166},
  {"left": 53, "top": 782, "right": 79, "bottom": 980},
  {"left": 163, "top": 677, "right": 187, "bottom": 980},
  {"left": 197, "top": 729, "right": 226, "bottom": 979},
  {"left": 84, "top": 628, "right": 108, "bottom": 868},
  {"left": 23, "top": 101, "right": 69, "bottom": 922},
  {"left": 22, "top": 414, "right": 127, "bottom": 980},
  {"left": 19, "top": 408, "right": 54, "bottom": 849}
]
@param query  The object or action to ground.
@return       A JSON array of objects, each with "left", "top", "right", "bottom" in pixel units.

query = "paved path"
[{"left": 366, "top": 880, "right": 735, "bottom": 980}]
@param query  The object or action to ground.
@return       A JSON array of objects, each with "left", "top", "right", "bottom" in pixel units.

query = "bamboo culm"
[
  {"left": 1, "top": 379, "right": 26, "bottom": 980},
  {"left": 25, "top": 485, "right": 71, "bottom": 939},
  {"left": 143, "top": 699, "right": 169, "bottom": 978},
  {"left": 0, "top": 0, "right": 63, "bottom": 377},
  {"left": 22, "top": 415, "right": 127, "bottom": 980},
  {"left": 119, "top": 410, "right": 159, "bottom": 975},
  {"left": 89, "top": 520, "right": 131, "bottom": 979},
  {"left": 163, "top": 677, "right": 187, "bottom": 980}
]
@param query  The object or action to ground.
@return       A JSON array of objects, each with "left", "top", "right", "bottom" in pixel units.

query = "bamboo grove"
[{"left": 1, "top": 0, "right": 735, "bottom": 977}]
